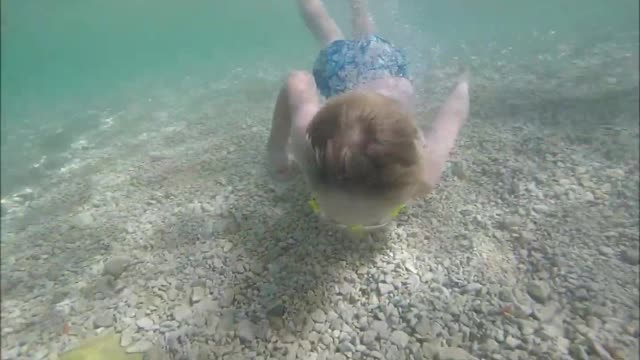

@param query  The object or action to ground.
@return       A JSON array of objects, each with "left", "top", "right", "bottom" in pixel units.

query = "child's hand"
[{"left": 267, "top": 149, "right": 295, "bottom": 181}]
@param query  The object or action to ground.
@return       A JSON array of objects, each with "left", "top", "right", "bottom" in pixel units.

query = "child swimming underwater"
[{"left": 266, "top": 0, "right": 470, "bottom": 231}]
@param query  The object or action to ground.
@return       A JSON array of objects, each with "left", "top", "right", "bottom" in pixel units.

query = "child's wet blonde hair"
[{"left": 305, "top": 91, "right": 425, "bottom": 201}]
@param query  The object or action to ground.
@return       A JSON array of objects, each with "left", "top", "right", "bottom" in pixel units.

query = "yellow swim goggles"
[{"left": 308, "top": 194, "right": 405, "bottom": 236}]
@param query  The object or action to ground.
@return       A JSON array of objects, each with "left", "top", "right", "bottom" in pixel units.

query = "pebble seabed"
[{"left": 1, "top": 53, "right": 639, "bottom": 360}]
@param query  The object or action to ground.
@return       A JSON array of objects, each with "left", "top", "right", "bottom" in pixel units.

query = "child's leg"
[
  {"left": 350, "top": 0, "right": 375, "bottom": 38},
  {"left": 297, "top": 0, "right": 344, "bottom": 45}
]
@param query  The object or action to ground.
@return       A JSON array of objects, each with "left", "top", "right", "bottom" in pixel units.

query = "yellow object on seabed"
[
  {"left": 58, "top": 332, "right": 144, "bottom": 360},
  {"left": 308, "top": 195, "right": 405, "bottom": 236}
]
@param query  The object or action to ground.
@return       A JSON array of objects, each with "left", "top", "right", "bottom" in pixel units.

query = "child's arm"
[
  {"left": 267, "top": 71, "right": 320, "bottom": 179},
  {"left": 421, "top": 73, "right": 470, "bottom": 189}
]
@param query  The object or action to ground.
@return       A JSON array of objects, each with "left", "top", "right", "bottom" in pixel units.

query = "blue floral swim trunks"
[{"left": 312, "top": 35, "right": 409, "bottom": 98}]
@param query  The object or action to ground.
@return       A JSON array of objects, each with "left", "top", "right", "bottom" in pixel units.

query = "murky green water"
[{"left": 1, "top": 0, "right": 638, "bottom": 194}]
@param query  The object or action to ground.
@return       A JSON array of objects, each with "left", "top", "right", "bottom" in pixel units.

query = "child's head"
[{"left": 303, "top": 91, "right": 429, "bottom": 225}]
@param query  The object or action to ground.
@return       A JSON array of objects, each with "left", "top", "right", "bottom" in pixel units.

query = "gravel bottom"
[{"left": 1, "top": 72, "right": 638, "bottom": 360}]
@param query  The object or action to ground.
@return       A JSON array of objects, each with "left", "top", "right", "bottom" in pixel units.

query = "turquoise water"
[
  {"left": 1, "top": 1, "right": 639, "bottom": 359},
  {"left": 1, "top": 0, "right": 638, "bottom": 196}
]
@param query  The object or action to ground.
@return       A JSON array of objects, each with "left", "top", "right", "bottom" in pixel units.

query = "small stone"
[
  {"left": 126, "top": 340, "right": 153, "bottom": 353},
  {"left": 437, "top": 346, "right": 478, "bottom": 360},
  {"left": 414, "top": 318, "right": 432, "bottom": 338},
  {"left": 597, "top": 246, "right": 614, "bottom": 256},
  {"left": 136, "top": 317, "right": 154, "bottom": 330},
  {"left": 221, "top": 289, "right": 235, "bottom": 307},
  {"left": 498, "top": 288, "right": 514, "bottom": 302},
  {"left": 620, "top": 249, "right": 640, "bottom": 265},
  {"left": 518, "top": 320, "right": 536, "bottom": 336},
  {"left": 267, "top": 303, "right": 286, "bottom": 318},
  {"left": 120, "top": 329, "right": 134, "bottom": 347},
  {"left": 361, "top": 330, "right": 377, "bottom": 346},
  {"left": 73, "top": 212, "right": 94, "bottom": 227},
  {"left": 517, "top": 231, "right": 536, "bottom": 243},
  {"left": 311, "top": 309, "right": 326, "bottom": 323},
  {"left": 173, "top": 305, "right": 192, "bottom": 322},
  {"left": 527, "top": 281, "right": 551, "bottom": 304},
  {"left": 160, "top": 321, "right": 179, "bottom": 332},
  {"left": 532, "top": 204, "right": 550, "bottom": 213},
  {"left": 378, "top": 283, "right": 394, "bottom": 295},
  {"left": 504, "top": 336, "right": 520, "bottom": 349},
  {"left": 103, "top": 257, "right": 130, "bottom": 279},
  {"left": 93, "top": 312, "right": 114, "bottom": 328},
  {"left": 451, "top": 161, "right": 468, "bottom": 180},
  {"left": 321, "top": 334, "right": 332, "bottom": 346},
  {"left": 569, "top": 344, "right": 589, "bottom": 360},
  {"left": 389, "top": 330, "right": 410, "bottom": 348},
  {"left": 191, "top": 287, "right": 206, "bottom": 304},
  {"left": 237, "top": 320, "right": 256, "bottom": 343},
  {"left": 462, "top": 283, "right": 482, "bottom": 294},
  {"left": 371, "top": 320, "right": 390, "bottom": 339},
  {"left": 535, "top": 302, "right": 561, "bottom": 323},
  {"left": 501, "top": 216, "right": 522, "bottom": 230},
  {"left": 338, "top": 342, "right": 356, "bottom": 353}
]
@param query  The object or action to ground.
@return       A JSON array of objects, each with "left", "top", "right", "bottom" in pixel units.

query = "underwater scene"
[{"left": 1, "top": 0, "right": 638, "bottom": 359}]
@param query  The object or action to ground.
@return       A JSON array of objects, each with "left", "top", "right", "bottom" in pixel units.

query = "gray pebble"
[
  {"left": 504, "top": 336, "right": 520, "bottom": 349},
  {"left": 518, "top": 320, "right": 536, "bottom": 336},
  {"left": 308, "top": 332, "right": 320, "bottom": 344},
  {"left": 361, "top": 330, "right": 377, "bottom": 346},
  {"left": 438, "top": 346, "right": 478, "bottom": 360},
  {"left": 311, "top": 309, "right": 327, "bottom": 323},
  {"left": 378, "top": 283, "right": 394, "bottom": 295},
  {"left": 136, "top": 317, "right": 154, "bottom": 330},
  {"left": 93, "top": 312, "right": 114, "bottom": 328},
  {"left": 320, "top": 334, "right": 332, "bottom": 346},
  {"left": 414, "top": 318, "right": 432, "bottom": 338},
  {"left": 535, "top": 302, "right": 561, "bottom": 323},
  {"left": 220, "top": 289, "right": 235, "bottom": 307},
  {"left": 569, "top": 343, "right": 589, "bottom": 360},
  {"left": 371, "top": 320, "right": 390, "bottom": 339},
  {"left": 338, "top": 341, "right": 356, "bottom": 353},
  {"left": 527, "top": 281, "right": 551, "bottom": 304},
  {"left": 501, "top": 215, "right": 522, "bottom": 230},
  {"left": 498, "top": 288, "right": 514, "bottom": 302},
  {"left": 389, "top": 330, "right": 410, "bottom": 348},
  {"left": 462, "top": 283, "right": 483, "bottom": 294},
  {"left": 267, "top": 303, "right": 286, "bottom": 318},
  {"left": 451, "top": 161, "right": 468, "bottom": 179},
  {"left": 191, "top": 287, "right": 206, "bottom": 303},
  {"left": 160, "top": 320, "right": 179, "bottom": 332},
  {"left": 173, "top": 305, "right": 192, "bottom": 322},
  {"left": 620, "top": 249, "right": 640, "bottom": 265},
  {"left": 103, "top": 257, "right": 130, "bottom": 279},
  {"left": 126, "top": 339, "right": 153, "bottom": 353},
  {"left": 237, "top": 320, "right": 256, "bottom": 343},
  {"left": 598, "top": 246, "right": 615, "bottom": 257},
  {"left": 120, "top": 329, "right": 135, "bottom": 347},
  {"left": 73, "top": 212, "right": 95, "bottom": 228}
]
